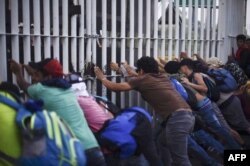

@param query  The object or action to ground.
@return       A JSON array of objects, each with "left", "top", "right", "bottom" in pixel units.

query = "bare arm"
[
  {"left": 181, "top": 73, "right": 208, "bottom": 93},
  {"left": 94, "top": 66, "right": 132, "bottom": 92},
  {"left": 9, "top": 59, "right": 31, "bottom": 92}
]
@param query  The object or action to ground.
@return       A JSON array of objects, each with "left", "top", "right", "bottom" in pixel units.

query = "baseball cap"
[{"left": 28, "top": 58, "right": 64, "bottom": 77}]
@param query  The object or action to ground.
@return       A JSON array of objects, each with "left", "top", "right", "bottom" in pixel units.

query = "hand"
[
  {"left": 180, "top": 52, "right": 188, "bottom": 59},
  {"left": 9, "top": 59, "right": 22, "bottom": 75},
  {"left": 181, "top": 77, "right": 190, "bottom": 85},
  {"left": 23, "top": 64, "right": 35, "bottom": 75},
  {"left": 122, "top": 63, "right": 138, "bottom": 77},
  {"left": 110, "top": 62, "right": 119, "bottom": 72},
  {"left": 94, "top": 67, "right": 106, "bottom": 80}
]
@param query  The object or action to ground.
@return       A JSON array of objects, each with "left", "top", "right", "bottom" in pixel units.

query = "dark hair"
[
  {"left": 246, "top": 38, "right": 250, "bottom": 42},
  {"left": 0, "top": 82, "right": 21, "bottom": 102},
  {"left": 164, "top": 61, "right": 180, "bottom": 74},
  {"left": 179, "top": 59, "right": 195, "bottom": 70},
  {"left": 136, "top": 56, "right": 159, "bottom": 74},
  {"left": 236, "top": 34, "right": 246, "bottom": 41}
]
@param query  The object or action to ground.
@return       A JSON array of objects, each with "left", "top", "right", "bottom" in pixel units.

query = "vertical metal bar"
[
  {"left": 43, "top": 0, "right": 50, "bottom": 59},
  {"left": 79, "top": 0, "right": 85, "bottom": 71},
  {"left": 168, "top": 0, "right": 173, "bottom": 60},
  {"left": 62, "top": 0, "right": 69, "bottom": 73},
  {"left": 91, "top": 0, "right": 97, "bottom": 64},
  {"left": 138, "top": 0, "right": 144, "bottom": 107},
  {"left": 175, "top": 0, "right": 180, "bottom": 58},
  {"left": 91, "top": 0, "right": 97, "bottom": 95},
  {"left": 153, "top": 0, "right": 158, "bottom": 59},
  {"left": 200, "top": 0, "right": 205, "bottom": 58},
  {"left": 53, "top": 0, "right": 60, "bottom": 60},
  {"left": 0, "top": 0, "right": 7, "bottom": 81},
  {"left": 205, "top": 0, "right": 211, "bottom": 60},
  {"left": 211, "top": 0, "right": 217, "bottom": 58},
  {"left": 33, "top": 0, "right": 41, "bottom": 61},
  {"left": 111, "top": 0, "right": 117, "bottom": 103},
  {"left": 138, "top": 0, "right": 143, "bottom": 59},
  {"left": 181, "top": 0, "right": 186, "bottom": 52},
  {"left": 71, "top": 0, "right": 78, "bottom": 72},
  {"left": 23, "top": 0, "right": 31, "bottom": 81},
  {"left": 11, "top": 0, "right": 19, "bottom": 63},
  {"left": 187, "top": 0, "right": 192, "bottom": 57},
  {"left": 194, "top": 0, "right": 198, "bottom": 54},
  {"left": 120, "top": 0, "right": 126, "bottom": 108},
  {"left": 217, "top": 0, "right": 222, "bottom": 59},
  {"left": 161, "top": 0, "right": 166, "bottom": 58},
  {"left": 129, "top": 0, "right": 135, "bottom": 107},
  {"left": 102, "top": 0, "right": 107, "bottom": 97},
  {"left": 146, "top": 0, "right": 151, "bottom": 57},
  {"left": 86, "top": 0, "right": 92, "bottom": 93}
]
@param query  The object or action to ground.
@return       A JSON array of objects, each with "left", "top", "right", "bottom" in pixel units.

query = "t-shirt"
[
  {"left": 27, "top": 83, "right": 98, "bottom": 150},
  {"left": 77, "top": 96, "right": 114, "bottom": 132},
  {"left": 0, "top": 91, "right": 21, "bottom": 166},
  {"left": 128, "top": 73, "right": 190, "bottom": 119}
]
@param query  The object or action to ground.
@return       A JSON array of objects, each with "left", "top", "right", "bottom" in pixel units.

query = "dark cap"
[{"left": 29, "top": 58, "right": 64, "bottom": 77}]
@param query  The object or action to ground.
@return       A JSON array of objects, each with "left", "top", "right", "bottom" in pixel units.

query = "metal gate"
[{"left": 0, "top": 0, "right": 246, "bottom": 108}]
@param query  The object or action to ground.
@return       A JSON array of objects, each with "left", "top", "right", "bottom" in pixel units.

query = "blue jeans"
[
  {"left": 191, "top": 129, "right": 224, "bottom": 156},
  {"left": 188, "top": 136, "right": 221, "bottom": 166},
  {"left": 196, "top": 98, "right": 241, "bottom": 149},
  {"left": 163, "top": 110, "right": 195, "bottom": 166}
]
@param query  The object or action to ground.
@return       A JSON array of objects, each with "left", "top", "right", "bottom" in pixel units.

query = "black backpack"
[{"left": 189, "top": 72, "right": 220, "bottom": 102}]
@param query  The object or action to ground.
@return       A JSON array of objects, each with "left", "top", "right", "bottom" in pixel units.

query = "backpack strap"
[
  {"left": 124, "top": 107, "right": 152, "bottom": 122},
  {"left": 0, "top": 94, "right": 21, "bottom": 110},
  {"left": 0, "top": 151, "right": 18, "bottom": 165}
]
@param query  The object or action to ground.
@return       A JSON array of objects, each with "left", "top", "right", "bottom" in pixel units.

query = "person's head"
[
  {"left": 246, "top": 38, "right": 250, "bottom": 48},
  {"left": 0, "top": 81, "right": 21, "bottom": 101},
  {"left": 179, "top": 59, "right": 194, "bottom": 76},
  {"left": 136, "top": 56, "right": 159, "bottom": 75},
  {"left": 164, "top": 61, "right": 180, "bottom": 74},
  {"left": 28, "top": 58, "right": 64, "bottom": 83},
  {"left": 236, "top": 34, "right": 246, "bottom": 48}
]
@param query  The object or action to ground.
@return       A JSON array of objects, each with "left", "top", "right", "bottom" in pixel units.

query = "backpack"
[
  {"left": 170, "top": 78, "right": 188, "bottom": 101},
  {"left": 202, "top": 74, "right": 220, "bottom": 102},
  {"left": 97, "top": 107, "right": 152, "bottom": 159},
  {"left": 94, "top": 96, "right": 121, "bottom": 116},
  {"left": 189, "top": 72, "right": 220, "bottom": 102},
  {"left": 182, "top": 85, "right": 198, "bottom": 109},
  {"left": 224, "top": 63, "right": 248, "bottom": 87},
  {"left": 0, "top": 95, "right": 86, "bottom": 166},
  {"left": 207, "top": 68, "right": 238, "bottom": 93}
]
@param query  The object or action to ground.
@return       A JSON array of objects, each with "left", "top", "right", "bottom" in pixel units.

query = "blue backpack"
[
  {"left": 207, "top": 68, "right": 238, "bottom": 93},
  {"left": 170, "top": 78, "right": 188, "bottom": 101},
  {"left": 97, "top": 107, "right": 152, "bottom": 159},
  {"left": 0, "top": 95, "right": 86, "bottom": 166}
]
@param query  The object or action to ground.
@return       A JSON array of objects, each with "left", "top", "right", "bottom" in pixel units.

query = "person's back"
[
  {"left": 129, "top": 73, "right": 190, "bottom": 119},
  {"left": 27, "top": 82, "right": 98, "bottom": 149},
  {"left": 0, "top": 83, "right": 22, "bottom": 166}
]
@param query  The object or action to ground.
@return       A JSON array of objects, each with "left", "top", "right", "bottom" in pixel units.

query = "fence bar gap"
[
  {"left": 194, "top": 0, "right": 198, "bottom": 54},
  {"left": 101, "top": 0, "right": 107, "bottom": 97},
  {"left": 168, "top": 0, "right": 173, "bottom": 60},
  {"left": 33, "top": 0, "right": 41, "bottom": 61},
  {"left": 0, "top": 0, "right": 7, "bottom": 81},
  {"left": 187, "top": 0, "right": 192, "bottom": 57},
  {"left": 53, "top": 0, "right": 60, "bottom": 60},
  {"left": 161, "top": 0, "right": 166, "bottom": 58},
  {"left": 43, "top": 0, "right": 50, "bottom": 59},
  {"left": 175, "top": 0, "right": 180, "bottom": 58},
  {"left": 181, "top": 0, "right": 186, "bottom": 52},
  {"left": 153, "top": 0, "right": 158, "bottom": 59},
  {"left": 146, "top": 0, "right": 151, "bottom": 57},
  {"left": 111, "top": 0, "right": 117, "bottom": 103}
]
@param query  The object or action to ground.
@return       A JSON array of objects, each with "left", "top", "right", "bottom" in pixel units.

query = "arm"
[
  {"left": 9, "top": 59, "right": 31, "bottom": 92},
  {"left": 94, "top": 67, "right": 133, "bottom": 92},
  {"left": 181, "top": 73, "right": 208, "bottom": 93}
]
